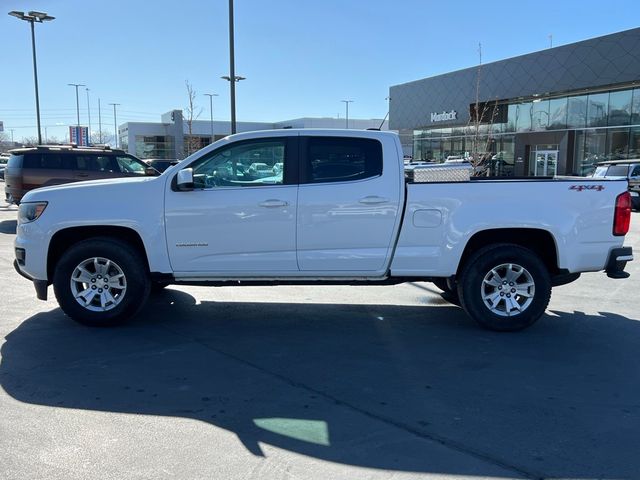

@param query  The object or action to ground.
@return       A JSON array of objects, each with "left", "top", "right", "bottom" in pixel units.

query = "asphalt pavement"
[{"left": 1, "top": 202, "right": 639, "bottom": 480}]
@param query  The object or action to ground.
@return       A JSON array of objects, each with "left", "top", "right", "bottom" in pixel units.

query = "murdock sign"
[{"left": 430, "top": 110, "right": 457, "bottom": 122}]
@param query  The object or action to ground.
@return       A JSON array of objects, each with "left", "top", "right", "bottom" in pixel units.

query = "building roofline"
[{"left": 392, "top": 26, "right": 640, "bottom": 89}]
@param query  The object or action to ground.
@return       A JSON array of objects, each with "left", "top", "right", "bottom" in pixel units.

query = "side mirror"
[
  {"left": 176, "top": 168, "right": 194, "bottom": 191},
  {"left": 145, "top": 167, "right": 159, "bottom": 176}
]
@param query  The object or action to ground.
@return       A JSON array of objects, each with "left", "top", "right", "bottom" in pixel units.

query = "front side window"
[
  {"left": 116, "top": 156, "right": 147, "bottom": 175},
  {"left": 303, "top": 137, "right": 382, "bottom": 184},
  {"left": 191, "top": 139, "right": 286, "bottom": 188}
]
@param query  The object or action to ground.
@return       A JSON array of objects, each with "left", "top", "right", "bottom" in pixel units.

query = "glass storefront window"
[
  {"left": 548, "top": 97, "right": 567, "bottom": 130},
  {"left": 608, "top": 90, "right": 632, "bottom": 126},
  {"left": 567, "top": 95, "right": 587, "bottom": 128},
  {"left": 584, "top": 129, "right": 607, "bottom": 170},
  {"left": 631, "top": 88, "right": 640, "bottom": 125},
  {"left": 587, "top": 92, "right": 609, "bottom": 127},
  {"left": 628, "top": 127, "right": 640, "bottom": 158},
  {"left": 135, "top": 135, "right": 176, "bottom": 159},
  {"left": 606, "top": 128, "right": 630, "bottom": 159},
  {"left": 515, "top": 102, "right": 532, "bottom": 131},
  {"left": 574, "top": 130, "right": 586, "bottom": 175},
  {"left": 505, "top": 104, "right": 517, "bottom": 132},
  {"left": 531, "top": 100, "right": 550, "bottom": 130}
]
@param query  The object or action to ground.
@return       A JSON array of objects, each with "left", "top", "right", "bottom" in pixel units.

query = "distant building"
[
  {"left": 119, "top": 111, "right": 388, "bottom": 159},
  {"left": 390, "top": 27, "right": 640, "bottom": 176}
]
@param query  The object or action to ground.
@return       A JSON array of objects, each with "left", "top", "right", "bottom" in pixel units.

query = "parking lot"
[{"left": 0, "top": 203, "right": 639, "bottom": 480}]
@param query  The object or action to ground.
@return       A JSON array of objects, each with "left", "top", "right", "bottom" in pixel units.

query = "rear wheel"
[
  {"left": 457, "top": 244, "right": 551, "bottom": 331},
  {"left": 53, "top": 238, "right": 150, "bottom": 327}
]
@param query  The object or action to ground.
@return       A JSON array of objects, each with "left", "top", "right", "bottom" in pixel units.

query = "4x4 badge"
[{"left": 570, "top": 185, "right": 604, "bottom": 191}]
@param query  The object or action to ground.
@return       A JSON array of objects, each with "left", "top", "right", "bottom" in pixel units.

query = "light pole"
[
  {"left": 67, "top": 83, "right": 85, "bottom": 126},
  {"left": 221, "top": 75, "right": 245, "bottom": 134},
  {"left": 341, "top": 100, "right": 353, "bottom": 129},
  {"left": 98, "top": 98, "right": 102, "bottom": 144},
  {"left": 109, "top": 103, "right": 120, "bottom": 148},
  {"left": 86, "top": 88, "right": 91, "bottom": 143},
  {"left": 204, "top": 93, "right": 219, "bottom": 142},
  {"left": 9, "top": 10, "right": 55, "bottom": 145},
  {"left": 222, "top": 0, "right": 246, "bottom": 134}
]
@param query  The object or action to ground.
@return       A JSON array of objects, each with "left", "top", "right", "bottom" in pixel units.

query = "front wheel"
[
  {"left": 53, "top": 238, "right": 150, "bottom": 327},
  {"left": 457, "top": 244, "right": 551, "bottom": 331}
]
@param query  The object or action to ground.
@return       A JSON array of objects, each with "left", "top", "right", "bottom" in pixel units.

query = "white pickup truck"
[{"left": 13, "top": 129, "right": 634, "bottom": 331}]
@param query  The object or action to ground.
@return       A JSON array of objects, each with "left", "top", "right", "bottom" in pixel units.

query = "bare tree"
[
  {"left": 91, "top": 131, "right": 114, "bottom": 146},
  {"left": 184, "top": 81, "right": 202, "bottom": 156},
  {"left": 467, "top": 43, "right": 500, "bottom": 176},
  {"left": 21, "top": 136, "right": 38, "bottom": 146}
]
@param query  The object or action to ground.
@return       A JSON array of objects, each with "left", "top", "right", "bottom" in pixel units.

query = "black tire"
[
  {"left": 151, "top": 281, "right": 171, "bottom": 293},
  {"left": 433, "top": 278, "right": 460, "bottom": 306},
  {"left": 457, "top": 244, "right": 551, "bottom": 332},
  {"left": 53, "top": 237, "right": 150, "bottom": 327}
]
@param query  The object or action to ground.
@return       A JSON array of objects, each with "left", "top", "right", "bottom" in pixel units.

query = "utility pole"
[
  {"left": 341, "top": 100, "right": 353, "bottom": 129},
  {"left": 86, "top": 88, "right": 91, "bottom": 143},
  {"left": 98, "top": 98, "right": 102, "bottom": 144},
  {"left": 109, "top": 103, "right": 120, "bottom": 147}
]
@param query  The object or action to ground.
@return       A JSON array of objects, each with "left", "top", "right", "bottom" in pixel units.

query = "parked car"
[
  {"left": 4, "top": 145, "right": 159, "bottom": 204},
  {"left": 247, "top": 162, "right": 273, "bottom": 178},
  {"left": 144, "top": 158, "right": 179, "bottom": 173},
  {"left": 592, "top": 160, "right": 640, "bottom": 210},
  {"left": 0, "top": 153, "right": 9, "bottom": 181},
  {"left": 13, "top": 129, "right": 633, "bottom": 332}
]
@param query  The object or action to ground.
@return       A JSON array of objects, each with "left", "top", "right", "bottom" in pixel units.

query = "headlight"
[{"left": 18, "top": 202, "right": 48, "bottom": 224}]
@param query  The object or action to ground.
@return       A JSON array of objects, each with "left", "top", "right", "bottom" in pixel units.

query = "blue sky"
[{"left": 2, "top": 0, "right": 639, "bottom": 141}]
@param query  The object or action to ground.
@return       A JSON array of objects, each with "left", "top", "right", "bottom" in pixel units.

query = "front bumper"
[
  {"left": 14, "top": 259, "right": 48, "bottom": 300},
  {"left": 605, "top": 247, "right": 633, "bottom": 279}
]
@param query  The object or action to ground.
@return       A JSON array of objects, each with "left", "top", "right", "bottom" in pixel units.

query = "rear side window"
[
  {"left": 7, "top": 154, "right": 24, "bottom": 168},
  {"left": 75, "top": 155, "right": 118, "bottom": 172},
  {"left": 22, "top": 153, "right": 65, "bottom": 169},
  {"left": 631, "top": 165, "right": 640, "bottom": 177},
  {"left": 303, "top": 137, "right": 382, "bottom": 184}
]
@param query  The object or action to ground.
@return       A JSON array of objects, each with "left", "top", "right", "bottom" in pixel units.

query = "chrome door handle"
[
  {"left": 259, "top": 199, "right": 289, "bottom": 208},
  {"left": 358, "top": 196, "right": 388, "bottom": 205},
  {"left": 77, "top": 173, "right": 89, "bottom": 178}
]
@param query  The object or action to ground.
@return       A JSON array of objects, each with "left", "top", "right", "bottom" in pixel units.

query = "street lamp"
[
  {"left": 109, "top": 103, "right": 120, "bottom": 148},
  {"left": 221, "top": 75, "right": 245, "bottom": 134},
  {"left": 9, "top": 10, "right": 55, "bottom": 145},
  {"left": 67, "top": 83, "right": 86, "bottom": 126},
  {"left": 223, "top": 0, "right": 245, "bottom": 135},
  {"left": 341, "top": 100, "right": 354, "bottom": 129},
  {"left": 204, "top": 93, "right": 219, "bottom": 142}
]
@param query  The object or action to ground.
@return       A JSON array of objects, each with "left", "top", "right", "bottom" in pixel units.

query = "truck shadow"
[{"left": 2, "top": 288, "right": 639, "bottom": 478}]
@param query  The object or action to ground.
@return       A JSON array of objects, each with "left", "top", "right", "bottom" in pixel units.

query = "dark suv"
[
  {"left": 592, "top": 160, "right": 640, "bottom": 211},
  {"left": 4, "top": 145, "right": 158, "bottom": 204}
]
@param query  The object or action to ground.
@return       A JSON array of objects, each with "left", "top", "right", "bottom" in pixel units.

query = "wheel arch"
[
  {"left": 47, "top": 226, "right": 150, "bottom": 281},
  {"left": 456, "top": 228, "right": 559, "bottom": 277}
]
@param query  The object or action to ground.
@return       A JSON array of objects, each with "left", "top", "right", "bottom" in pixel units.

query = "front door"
[
  {"left": 533, "top": 150, "right": 558, "bottom": 176},
  {"left": 165, "top": 137, "right": 299, "bottom": 274}
]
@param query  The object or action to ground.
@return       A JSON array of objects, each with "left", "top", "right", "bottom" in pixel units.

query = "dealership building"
[
  {"left": 119, "top": 112, "right": 387, "bottom": 160},
  {"left": 389, "top": 27, "right": 640, "bottom": 176}
]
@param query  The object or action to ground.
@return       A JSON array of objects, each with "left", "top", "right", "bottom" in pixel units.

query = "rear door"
[
  {"left": 23, "top": 152, "right": 77, "bottom": 189},
  {"left": 296, "top": 135, "right": 402, "bottom": 273}
]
